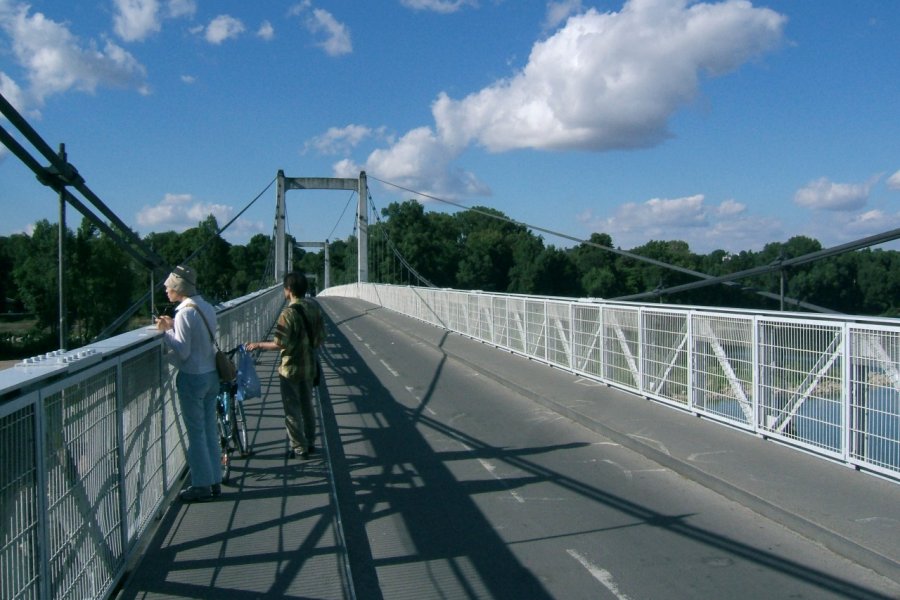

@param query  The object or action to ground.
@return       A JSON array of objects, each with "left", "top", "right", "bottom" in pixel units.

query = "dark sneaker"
[
  {"left": 180, "top": 486, "right": 213, "bottom": 502},
  {"left": 307, "top": 445, "right": 316, "bottom": 455},
  {"left": 211, "top": 483, "right": 222, "bottom": 497},
  {"left": 288, "top": 447, "right": 309, "bottom": 460}
]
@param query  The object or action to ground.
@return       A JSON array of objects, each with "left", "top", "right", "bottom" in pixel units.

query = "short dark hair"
[{"left": 283, "top": 271, "right": 308, "bottom": 297}]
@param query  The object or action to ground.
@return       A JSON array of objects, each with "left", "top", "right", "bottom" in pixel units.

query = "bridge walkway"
[{"left": 114, "top": 297, "right": 900, "bottom": 598}]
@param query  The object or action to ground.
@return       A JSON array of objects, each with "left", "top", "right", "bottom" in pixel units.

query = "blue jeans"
[{"left": 176, "top": 370, "right": 221, "bottom": 487}]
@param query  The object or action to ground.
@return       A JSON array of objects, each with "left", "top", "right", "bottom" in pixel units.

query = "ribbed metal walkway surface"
[{"left": 114, "top": 349, "right": 351, "bottom": 599}]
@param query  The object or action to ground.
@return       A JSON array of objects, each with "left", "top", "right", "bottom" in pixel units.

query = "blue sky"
[{"left": 1, "top": 0, "right": 898, "bottom": 255}]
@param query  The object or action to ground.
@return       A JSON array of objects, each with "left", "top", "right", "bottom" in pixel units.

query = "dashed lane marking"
[
  {"left": 405, "top": 386, "right": 436, "bottom": 415},
  {"left": 566, "top": 549, "right": 633, "bottom": 600},
  {"left": 380, "top": 359, "right": 399, "bottom": 377},
  {"left": 477, "top": 458, "right": 525, "bottom": 503}
]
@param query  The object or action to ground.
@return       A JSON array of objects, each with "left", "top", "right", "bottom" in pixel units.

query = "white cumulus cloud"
[
  {"left": 112, "top": 0, "right": 160, "bottom": 42},
  {"left": 205, "top": 15, "right": 245, "bottom": 45},
  {"left": 433, "top": 0, "right": 786, "bottom": 152},
  {"left": 137, "top": 193, "right": 229, "bottom": 230},
  {"left": 305, "top": 8, "right": 351, "bottom": 56},
  {"left": 544, "top": 0, "right": 583, "bottom": 31},
  {"left": 257, "top": 20, "right": 274, "bottom": 41},
  {"left": 111, "top": 0, "right": 194, "bottom": 42},
  {"left": 0, "top": 2, "right": 148, "bottom": 109},
  {"left": 166, "top": 0, "right": 196, "bottom": 19},
  {"left": 793, "top": 177, "right": 871, "bottom": 211},
  {"left": 887, "top": 170, "right": 900, "bottom": 190},
  {"left": 363, "top": 127, "right": 490, "bottom": 200},
  {"left": 358, "top": 0, "right": 786, "bottom": 201},
  {"left": 578, "top": 194, "right": 780, "bottom": 252},
  {"left": 305, "top": 124, "right": 381, "bottom": 155},
  {"left": 136, "top": 193, "right": 265, "bottom": 241},
  {"left": 0, "top": 70, "right": 27, "bottom": 113},
  {"left": 399, "top": 0, "right": 477, "bottom": 13}
]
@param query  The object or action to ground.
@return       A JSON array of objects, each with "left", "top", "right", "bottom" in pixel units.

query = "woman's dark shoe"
[
  {"left": 180, "top": 486, "right": 213, "bottom": 502},
  {"left": 211, "top": 483, "right": 222, "bottom": 497}
]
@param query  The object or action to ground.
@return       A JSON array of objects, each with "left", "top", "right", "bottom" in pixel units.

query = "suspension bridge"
[{"left": 2, "top": 93, "right": 900, "bottom": 599}]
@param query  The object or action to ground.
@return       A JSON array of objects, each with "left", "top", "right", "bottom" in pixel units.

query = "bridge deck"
[
  {"left": 114, "top": 297, "right": 900, "bottom": 599},
  {"left": 114, "top": 346, "right": 350, "bottom": 599}
]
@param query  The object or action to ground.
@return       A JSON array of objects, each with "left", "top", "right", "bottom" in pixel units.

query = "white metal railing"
[
  {"left": 321, "top": 283, "right": 900, "bottom": 481},
  {"left": 0, "top": 285, "right": 284, "bottom": 600}
]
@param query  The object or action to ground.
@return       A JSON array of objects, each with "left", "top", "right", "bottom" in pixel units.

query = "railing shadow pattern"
[
  {"left": 0, "top": 286, "right": 284, "bottom": 600},
  {"left": 316, "top": 300, "right": 896, "bottom": 599}
]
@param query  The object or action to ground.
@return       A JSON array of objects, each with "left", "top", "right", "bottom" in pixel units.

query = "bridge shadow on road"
[
  {"left": 116, "top": 303, "right": 896, "bottom": 599},
  {"left": 319, "top": 302, "right": 897, "bottom": 600}
]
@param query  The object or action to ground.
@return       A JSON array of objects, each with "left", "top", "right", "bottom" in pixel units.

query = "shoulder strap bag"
[
  {"left": 291, "top": 303, "right": 322, "bottom": 387},
  {"left": 185, "top": 303, "right": 236, "bottom": 382}
]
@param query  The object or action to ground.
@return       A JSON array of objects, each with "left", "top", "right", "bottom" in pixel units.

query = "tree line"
[
  {"left": 365, "top": 200, "right": 900, "bottom": 317},
  {"left": 2, "top": 201, "right": 898, "bottom": 358}
]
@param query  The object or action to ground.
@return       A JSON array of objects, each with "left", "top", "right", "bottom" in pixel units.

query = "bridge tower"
[
  {"left": 275, "top": 170, "right": 368, "bottom": 284},
  {"left": 293, "top": 241, "right": 331, "bottom": 290}
]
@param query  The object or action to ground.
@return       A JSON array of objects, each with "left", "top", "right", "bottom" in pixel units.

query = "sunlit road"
[{"left": 317, "top": 296, "right": 900, "bottom": 599}]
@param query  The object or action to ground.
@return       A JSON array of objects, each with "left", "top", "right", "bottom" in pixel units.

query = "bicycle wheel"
[
  {"left": 217, "top": 392, "right": 232, "bottom": 483},
  {"left": 233, "top": 399, "right": 250, "bottom": 456}
]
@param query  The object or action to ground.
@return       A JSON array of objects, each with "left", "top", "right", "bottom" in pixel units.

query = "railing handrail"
[{"left": 320, "top": 282, "right": 900, "bottom": 482}]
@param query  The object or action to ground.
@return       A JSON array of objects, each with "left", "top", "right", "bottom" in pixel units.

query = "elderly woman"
[{"left": 156, "top": 265, "right": 222, "bottom": 502}]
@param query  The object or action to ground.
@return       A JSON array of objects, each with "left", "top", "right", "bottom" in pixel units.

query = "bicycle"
[{"left": 216, "top": 346, "right": 250, "bottom": 483}]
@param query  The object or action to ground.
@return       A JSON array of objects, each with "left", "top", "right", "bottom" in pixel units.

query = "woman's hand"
[{"left": 156, "top": 315, "right": 174, "bottom": 332}]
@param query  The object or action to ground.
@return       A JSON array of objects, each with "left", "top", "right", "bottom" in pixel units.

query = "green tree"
[
  {"left": 178, "top": 216, "right": 234, "bottom": 303},
  {"left": 533, "top": 245, "right": 580, "bottom": 297},
  {"left": 377, "top": 200, "right": 461, "bottom": 287},
  {"left": 70, "top": 219, "right": 141, "bottom": 342},
  {"left": 569, "top": 233, "right": 620, "bottom": 298},
  {"left": 12, "top": 220, "right": 63, "bottom": 332},
  {"left": 855, "top": 249, "right": 900, "bottom": 316},
  {"left": 507, "top": 232, "right": 544, "bottom": 293},
  {"left": 229, "top": 233, "right": 272, "bottom": 296},
  {"left": 454, "top": 206, "right": 526, "bottom": 291}
]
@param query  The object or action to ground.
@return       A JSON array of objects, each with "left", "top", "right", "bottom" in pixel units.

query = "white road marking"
[
  {"left": 380, "top": 359, "right": 399, "bottom": 377},
  {"left": 601, "top": 459, "right": 633, "bottom": 481},
  {"left": 477, "top": 458, "right": 525, "bottom": 503},
  {"left": 687, "top": 450, "right": 729, "bottom": 462},
  {"left": 566, "top": 549, "right": 633, "bottom": 600},
  {"left": 405, "top": 386, "right": 436, "bottom": 415},
  {"left": 628, "top": 434, "right": 670, "bottom": 455}
]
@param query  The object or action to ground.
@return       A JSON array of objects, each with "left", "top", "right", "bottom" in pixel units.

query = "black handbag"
[{"left": 292, "top": 303, "right": 322, "bottom": 386}]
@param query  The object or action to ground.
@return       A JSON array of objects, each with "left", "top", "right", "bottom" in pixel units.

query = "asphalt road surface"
[{"left": 318, "top": 297, "right": 900, "bottom": 599}]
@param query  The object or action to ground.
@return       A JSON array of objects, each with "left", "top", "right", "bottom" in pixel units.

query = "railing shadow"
[
  {"left": 318, "top": 322, "right": 555, "bottom": 599},
  {"left": 115, "top": 349, "right": 351, "bottom": 599},
  {"left": 318, "top": 302, "right": 896, "bottom": 600}
]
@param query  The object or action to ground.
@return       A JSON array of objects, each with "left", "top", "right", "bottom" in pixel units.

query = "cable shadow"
[
  {"left": 115, "top": 349, "right": 351, "bottom": 600},
  {"left": 318, "top": 299, "right": 897, "bottom": 600}
]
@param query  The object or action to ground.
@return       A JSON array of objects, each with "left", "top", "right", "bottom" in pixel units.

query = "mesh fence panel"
[
  {"left": 1, "top": 402, "right": 40, "bottom": 600},
  {"left": 44, "top": 368, "right": 122, "bottom": 600},
  {"left": 850, "top": 328, "right": 900, "bottom": 474}
]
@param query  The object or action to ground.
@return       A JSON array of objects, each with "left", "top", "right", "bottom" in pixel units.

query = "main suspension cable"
[{"left": 367, "top": 175, "right": 841, "bottom": 312}]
